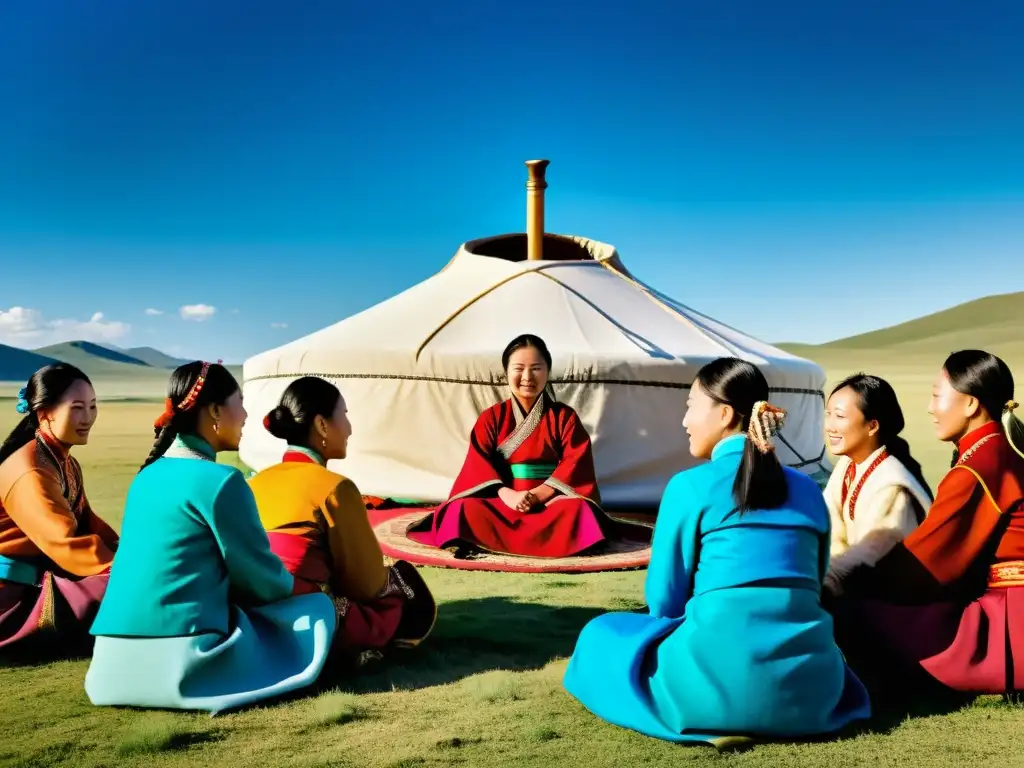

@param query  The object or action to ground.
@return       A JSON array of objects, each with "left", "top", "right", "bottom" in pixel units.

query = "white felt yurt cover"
[{"left": 240, "top": 234, "right": 830, "bottom": 507}]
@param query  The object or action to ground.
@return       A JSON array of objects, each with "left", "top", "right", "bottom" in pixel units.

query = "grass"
[{"left": 4, "top": 341, "right": 1024, "bottom": 766}]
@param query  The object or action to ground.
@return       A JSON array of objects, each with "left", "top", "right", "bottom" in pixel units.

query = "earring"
[
  {"left": 213, "top": 422, "right": 220, "bottom": 434},
  {"left": 321, "top": 437, "right": 327, "bottom": 448}
]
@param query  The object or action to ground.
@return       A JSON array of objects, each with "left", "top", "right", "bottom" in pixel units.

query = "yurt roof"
[{"left": 243, "top": 230, "right": 822, "bottom": 389}]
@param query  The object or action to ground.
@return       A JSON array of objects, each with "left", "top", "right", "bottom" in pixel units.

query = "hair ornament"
[
  {"left": 748, "top": 400, "right": 786, "bottom": 454},
  {"left": 154, "top": 397, "right": 176, "bottom": 429},
  {"left": 153, "top": 361, "right": 213, "bottom": 430},
  {"left": 263, "top": 413, "right": 271, "bottom": 430},
  {"left": 15, "top": 387, "right": 29, "bottom": 415},
  {"left": 1007, "top": 400, "right": 1019, "bottom": 414}
]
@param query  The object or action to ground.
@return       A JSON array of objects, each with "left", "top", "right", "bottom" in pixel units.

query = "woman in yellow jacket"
[{"left": 248, "top": 376, "right": 436, "bottom": 668}]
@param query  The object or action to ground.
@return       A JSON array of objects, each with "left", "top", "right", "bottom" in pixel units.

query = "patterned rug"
[{"left": 372, "top": 508, "right": 654, "bottom": 574}]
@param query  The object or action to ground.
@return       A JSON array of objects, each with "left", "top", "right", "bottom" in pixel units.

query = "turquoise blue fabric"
[
  {"left": 563, "top": 434, "right": 871, "bottom": 744},
  {"left": 0, "top": 554, "right": 39, "bottom": 586},
  {"left": 85, "top": 435, "right": 336, "bottom": 714}
]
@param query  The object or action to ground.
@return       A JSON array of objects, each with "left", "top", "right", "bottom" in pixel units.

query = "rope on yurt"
[
  {"left": 594, "top": 259, "right": 832, "bottom": 481},
  {"left": 593, "top": 259, "right": 739, "bottom": 357},
  {"left": 414, "top": 265, "right": 552, "bottom": 360}
]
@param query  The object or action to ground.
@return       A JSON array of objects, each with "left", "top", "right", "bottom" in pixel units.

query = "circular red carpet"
[{"left": 373, "top": 509, "right": 653, "bottom": 573}]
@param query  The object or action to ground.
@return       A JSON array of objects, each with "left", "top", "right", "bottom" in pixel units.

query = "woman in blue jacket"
[{"left": 563, "top": 357, "right": 871, "bottom": 746}]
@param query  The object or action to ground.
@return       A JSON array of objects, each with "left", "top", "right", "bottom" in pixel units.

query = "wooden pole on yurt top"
[{"left": 525, "top": 159, "right": 549, "bottom": 260}]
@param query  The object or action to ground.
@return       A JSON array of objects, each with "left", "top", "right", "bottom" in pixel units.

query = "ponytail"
[
  {"left": 885, "top": 435, "right": 934, "bottom": 501},
  {"left": 0, "top": 414, "right": 39, "bottom": 466},
  {"left": 732, "top": 401, "right": 789, "bottom": 514},
  {"left": 139, "top": 422, "right": 180, "bottom": 472},
  {"left": 1002, "top": 401, "right": 1024, "bottom": 462},
  {"left": 733, "top": 439, "right": 788, "bottom": 514}
]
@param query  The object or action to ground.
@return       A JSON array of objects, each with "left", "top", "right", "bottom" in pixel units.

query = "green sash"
[{"left": 510, "top": 463, "right": 556, "bottom": 480}]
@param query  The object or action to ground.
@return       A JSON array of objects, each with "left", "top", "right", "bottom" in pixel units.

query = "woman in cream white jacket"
[{"left": 822, "top": 373, "right": 933, "bottom": 594}]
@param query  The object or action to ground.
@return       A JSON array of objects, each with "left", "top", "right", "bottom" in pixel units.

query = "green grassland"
[{"left": 1, "top": 293, "right": 1024, "bottom": 767}]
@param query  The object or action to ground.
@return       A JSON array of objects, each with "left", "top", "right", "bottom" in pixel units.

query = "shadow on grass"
[
  {"left": 209, "top": 595, "right": 605, "bottom": 714},
  {"left": 335, "top": 595, "right": 605, "bottom": 694},
  {"left": 702, "top": 688, "right": 979, "bottom": 754}
]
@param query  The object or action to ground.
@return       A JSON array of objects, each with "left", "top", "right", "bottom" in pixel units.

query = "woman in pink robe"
[{"left": 407, "top": 334, "right": 651, "bottom": 558}]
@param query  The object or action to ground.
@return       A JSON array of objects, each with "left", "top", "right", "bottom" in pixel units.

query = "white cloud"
[
  {"left": 0, "top": 307, "right": 130, "bottom": 347},
  {"left": 270, "top": 322, "right": 288, "bottom": 329},
  {"left": 179, "top": 304, "right": 216, "bottom": 322},
  {"left": 144, "top": 308, "right": 163, "bottom": 316}
]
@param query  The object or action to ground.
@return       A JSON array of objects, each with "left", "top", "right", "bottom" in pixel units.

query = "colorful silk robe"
[
  {"left": 407, "top": 392, "right": 650, "bottom": 558},
  {"left": 248, "top": 446, "right": 436, "bottom": 654},
  {"left": 830, "top": 420, "right": 1024, "bottom": 697},
  {"left": 563, "top": 434, "right": 871, "bottom": 744},
  {"left": 85, "top": 435, "right": 336, "bottom": 714},
  {"left": 0, "top": 432, "right": 116, "bottom": 656}
]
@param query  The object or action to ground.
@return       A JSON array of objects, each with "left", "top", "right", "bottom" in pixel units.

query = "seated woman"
[
  {"left": 827, "top": 350, "right": 1024, "bottom": 706},
  {"left": 0, "top": 363, "right": 117, "bottom": 659},
  {"left": 407, "top": 334, "right": 650, "bottom": 559},
  {"left": 249, "top": 376, "right": 436, "bottom": 667},
  {"left": 822, "top": 373, "right": 933, "bottom": 594},
  {"left": 85, "top": 362, "right": 336, "bottom": 714},
  {"left": 563, "top": 357, "right": 871, "bottom": 746}
]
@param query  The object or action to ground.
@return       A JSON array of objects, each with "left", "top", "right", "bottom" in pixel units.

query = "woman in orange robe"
[
  {"left": 407, "top": 334, "right": 652, "bottom": 559},
  {"left": 0, "top": 364, "right": 118, "bottom": 658},
  {"left": 248, "top": 376, "right": 436, "bottom": 668},
  {"left": 826, "top": 349, "right": 1024, "bottom": 705}
]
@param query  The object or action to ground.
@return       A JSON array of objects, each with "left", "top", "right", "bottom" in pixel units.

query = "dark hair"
[
  {"left": 140, "top": 361, "right": 239, "bottom": 471},
  {"left": 830, "top": 373, "right": 933, "bottom": 500},
  {"left": 694, "top": 357, "right": 787, "bottom": 514},
  {"left": 943, "top": 349, "right": 1024, "bottom": 464},
  {"left": 943, "top": 349, "right": 1014, "bottom": 424},
  {"left": 0, "top": 364, "right": 93, "bottom": 466},
  {"left": 501, "top": 334, "right": 552, "bottom": 371},
  {"left": 265, "top": 376, "right": 341, "bottom": 447}
]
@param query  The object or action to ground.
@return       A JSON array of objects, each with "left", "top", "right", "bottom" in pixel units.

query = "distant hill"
[
  {"left": 777, "top": 291, "right": 1024, "bottom": 361},
  {"left": 34, "top": 341, "right": 151, "bottom": 368},
  {"left": 1, "top": 339, "right": 242, "bottom": 395},
  {"left": 0, "top": 344, "right": 62, "bottom": 385},
  {"left": 123, "top": 347, "right": 192, "bottom": 369}
]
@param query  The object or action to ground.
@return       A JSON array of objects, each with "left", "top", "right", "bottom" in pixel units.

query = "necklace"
[{"left": 841, "top": 449, "right": 889, "bottom": 521}]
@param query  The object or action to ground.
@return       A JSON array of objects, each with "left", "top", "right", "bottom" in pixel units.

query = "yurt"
[{"left": 240, "top": 161, "right": 830, "bottom": 508}]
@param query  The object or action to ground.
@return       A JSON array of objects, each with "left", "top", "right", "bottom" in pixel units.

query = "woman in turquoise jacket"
[
  {"left": 563, "top": 357, "right": 871, "bottom": 747},
  {"left": 85, "top": 361, "right": 336, "bottom": 714}
]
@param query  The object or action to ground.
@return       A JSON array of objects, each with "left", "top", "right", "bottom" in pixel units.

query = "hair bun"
[{"left": 264, "top": 405, "right": 297, "bottom": 440}]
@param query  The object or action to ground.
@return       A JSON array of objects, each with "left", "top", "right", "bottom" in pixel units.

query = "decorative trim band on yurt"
[{"left": 242, "top": 371, "right": 825, "bottom": 401}]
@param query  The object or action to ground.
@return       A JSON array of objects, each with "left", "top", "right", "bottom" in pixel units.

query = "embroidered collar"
[
  {"left": 853, "top": 444, "right": 888, "bottom": 475},
  {"left": 283, "top": 445, "right": 326, "bottom": 465},
  {"left": 957, "top": 421, "right": 1001, "bottom": 456},
  {"left": 711, "top": 433, "right": 746, "bottom": 460},
  {"left": 164, "top": 433, "right": 216, "bottom": 461},
  {"left": 35, "top": 429, "right": 70, "bottom": 461}
]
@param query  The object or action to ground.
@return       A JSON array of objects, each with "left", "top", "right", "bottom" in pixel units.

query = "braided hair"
[{"left": 140, "top": 361, "right": 239, "bottom": 471}]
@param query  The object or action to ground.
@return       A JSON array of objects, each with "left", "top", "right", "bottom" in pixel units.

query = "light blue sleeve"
[
  {"left": 644, "top": 473, "right": 703, "bottom": 619},
  {"left": 208, "top": 469, "right": 295, "bottom": 605}
]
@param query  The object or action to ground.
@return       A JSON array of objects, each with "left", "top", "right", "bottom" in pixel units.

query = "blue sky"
[{"left": 1, "top": 0, "right": 1021, "bottom": 363}]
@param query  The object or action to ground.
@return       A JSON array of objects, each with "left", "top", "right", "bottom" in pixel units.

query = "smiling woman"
[
  {"left": 407, "top": 334, "right": 651, "bottom": 559},
  {"left": 0, "top": 363, "right": 119, "bottom": 659},
  {"left": 822, "top": 373, "right": 933, "bottom": 594}
]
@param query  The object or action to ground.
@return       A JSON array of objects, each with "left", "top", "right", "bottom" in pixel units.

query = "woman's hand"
[
  {"left": 515, "top": 490, "right": 539, "bottom": 513},
  {"left": 822, "top": 570, "right": 843, "bottom": 597},
  {"left": 498, "top": 487, "right": 526, "bottom": 510},
  {"left": 498, "top": 487, "right": 539, "bottom": 513}
]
